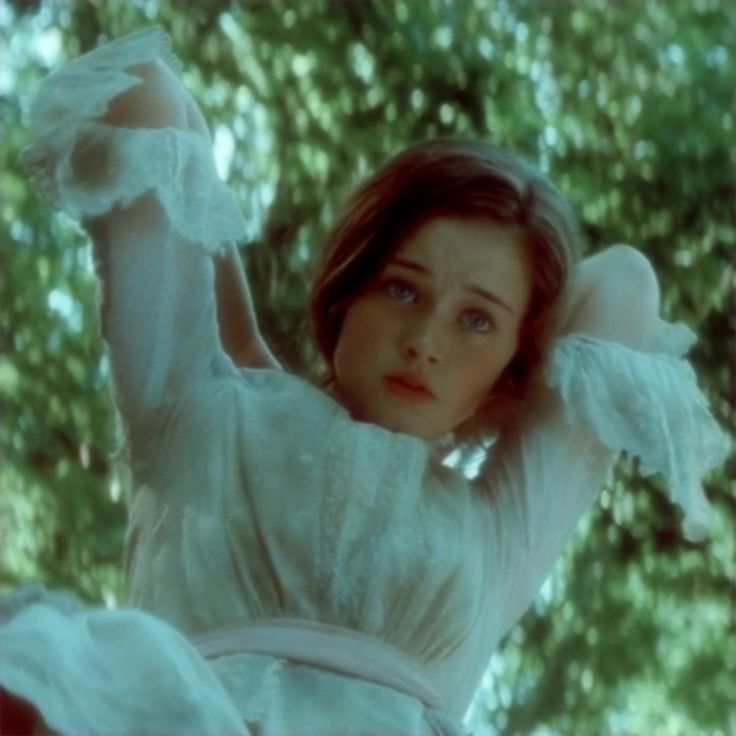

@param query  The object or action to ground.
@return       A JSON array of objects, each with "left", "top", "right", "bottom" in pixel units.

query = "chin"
[
  {"left": 347, "top": 397, "right": 442, "bottom": 439},
  {"left": 379, "top": 414, "right": 439, "bottom": 439}
]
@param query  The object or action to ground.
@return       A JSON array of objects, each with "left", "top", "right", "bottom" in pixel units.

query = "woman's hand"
[
  {"left": 559, "top": 244, "right": 661, "bottom": 350},
  {"left": 97, "top": 59, "right": 207, "bottom": 136}
]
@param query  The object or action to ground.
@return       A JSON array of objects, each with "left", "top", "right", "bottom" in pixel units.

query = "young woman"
[{"left": 1, "top": 28, "right": 727, "bottom": 735}]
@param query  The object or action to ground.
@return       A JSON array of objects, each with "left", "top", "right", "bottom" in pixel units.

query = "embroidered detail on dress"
[{"left": 320, "top": 413, "right": 431, "bottom": 632}]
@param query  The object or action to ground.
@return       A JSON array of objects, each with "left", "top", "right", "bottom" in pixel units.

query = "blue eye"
[
  {"left": 384, "top": 279, "right": 417, "bottom": 303},
  {"left": 461, "top": 310, "right": 493, "bottom": 333}
]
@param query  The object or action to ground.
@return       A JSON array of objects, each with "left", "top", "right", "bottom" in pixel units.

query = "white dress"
[{"left": 1, "top": 28, "right": 728, "bottom": 736}]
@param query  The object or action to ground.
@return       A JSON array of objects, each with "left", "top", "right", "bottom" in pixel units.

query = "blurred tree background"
[{"left": 1, "top": 1, "right": 732, "bottom": 734}]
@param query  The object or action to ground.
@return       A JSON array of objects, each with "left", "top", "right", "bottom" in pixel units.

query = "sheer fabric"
[{"left": 2, "top": 28, "right": 728, "bottom": 736}]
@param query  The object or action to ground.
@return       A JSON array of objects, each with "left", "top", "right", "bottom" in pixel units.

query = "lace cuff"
[
  {"left": 546, "top": 326, "right": 729, "bottom": 541},
  {"left": 21, "top": 27, "right": 245, "bottom": 252}
]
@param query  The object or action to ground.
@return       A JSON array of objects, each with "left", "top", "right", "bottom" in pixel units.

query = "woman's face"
[{"left": 333, "top": 217, "right": 532, "bottom": 438}]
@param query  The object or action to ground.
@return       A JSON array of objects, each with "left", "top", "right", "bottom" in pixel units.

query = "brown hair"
[{"left": 310, "top": 139, "right": 581, "bottom": 401}]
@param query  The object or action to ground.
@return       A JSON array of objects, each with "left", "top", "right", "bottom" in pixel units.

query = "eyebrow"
[{"left": 388, "top": 257, "right": 516, "bottom": 316}]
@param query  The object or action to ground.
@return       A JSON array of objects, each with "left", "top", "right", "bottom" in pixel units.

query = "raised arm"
[
  {"left": 23, "top": 29, "right": 248, "bottom": 432},
  {"left": 478, "top": 244, "right": 727, "bottom": 636},
  {"left": 106, "top": 59, "right": 278, "bottom": 371}
]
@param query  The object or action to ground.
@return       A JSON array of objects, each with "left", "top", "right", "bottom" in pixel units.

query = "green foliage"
[{"left": 2, "top": 1, "right": 732, "bottom": 733}]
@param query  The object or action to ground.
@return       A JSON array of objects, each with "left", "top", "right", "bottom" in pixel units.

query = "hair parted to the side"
[{"left": 310, "top": 138, "right": 581, "bottom": 408}]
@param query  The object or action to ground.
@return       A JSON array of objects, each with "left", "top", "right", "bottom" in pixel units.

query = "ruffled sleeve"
[
  {"left": 22, "top": 28, "right": 246, "bottom": 431},
  {"left": 22, "top": 27, "right": 244, "bottom": 247},
  {"left": 546, "top": 325, "right": 728, "bottom": 542},
  {"left": 477, "top": 320, "right": 729, "bottom": 634}
]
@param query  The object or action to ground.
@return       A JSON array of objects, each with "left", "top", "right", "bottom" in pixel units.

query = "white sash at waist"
[{"left": 191, "top": 617, "right": 445, "bottom": 711}]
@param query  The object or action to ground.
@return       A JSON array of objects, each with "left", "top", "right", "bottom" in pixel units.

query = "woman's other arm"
[{"left": 480, "top": 242, "right": 726, "bottom": 636}]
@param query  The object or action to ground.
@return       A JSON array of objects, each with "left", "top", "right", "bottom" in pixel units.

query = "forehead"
[{"left": 390, "top": 217, "right": 532, "bottom": 307}]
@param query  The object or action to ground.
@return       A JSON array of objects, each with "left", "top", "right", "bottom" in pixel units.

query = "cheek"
[
  {"left": 333, "top": 303, "right": 386, "bottom": 377},
  {"left": 335, "top": 307, "right": 365, "bottom": 361},
  {"left": 332, "top": 323, "right": 356, "bottom": 386}
]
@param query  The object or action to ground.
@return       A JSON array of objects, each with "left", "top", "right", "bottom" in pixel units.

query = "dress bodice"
[{"left": 124, "top": 366, "right": 498, "bottom": 715}]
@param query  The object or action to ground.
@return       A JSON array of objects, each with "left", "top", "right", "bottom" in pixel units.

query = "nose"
[{"left": 400, "top": 317, "right": 442, "bottom": 365}]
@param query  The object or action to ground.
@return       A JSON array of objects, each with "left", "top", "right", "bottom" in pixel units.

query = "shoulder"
[
  {"left": 564, "top": 244, "right": 661, "bottom": 349},
  {"left": 578, "top": 244, "right": 658, "bottom": 295}
]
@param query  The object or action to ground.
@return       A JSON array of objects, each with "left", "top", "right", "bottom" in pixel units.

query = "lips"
[{"left": 384, "top": 374, "right": 435, "bottom": 399}]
